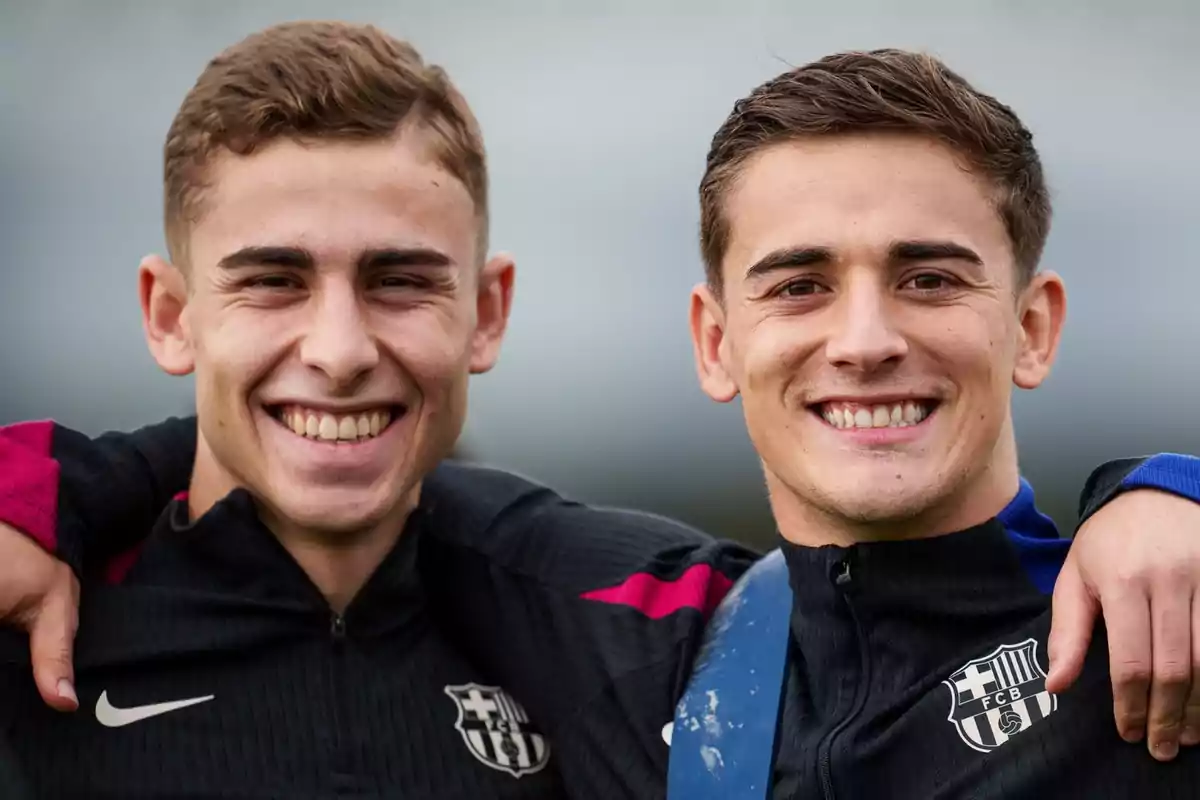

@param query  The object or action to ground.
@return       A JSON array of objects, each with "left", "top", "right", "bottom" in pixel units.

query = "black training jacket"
[
  {"left": 0, "top": 418, "right": 756, "bottom": 798},
  {"left": 770, "top": 483, "right": 1200, "bottom": 798},
  {"left": 0, "top": 418, "right": 1196, "bottom": 797}
]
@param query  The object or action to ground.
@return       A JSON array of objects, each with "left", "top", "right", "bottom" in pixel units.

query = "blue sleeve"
[{"left": 1076, "top": 454, "right": 1200, "bottom": 528}]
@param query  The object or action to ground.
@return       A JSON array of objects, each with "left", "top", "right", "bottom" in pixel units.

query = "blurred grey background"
[{"left": 1, "top": 0, "right": 1197, "bottom": 548}]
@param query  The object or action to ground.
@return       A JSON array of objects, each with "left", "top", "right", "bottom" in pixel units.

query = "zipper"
[
  {"left": 328, "top": 612, "right": 349, "bottom": 777},
  {"left": 817, "top": 555, "right": 872, "bottom": 800}
]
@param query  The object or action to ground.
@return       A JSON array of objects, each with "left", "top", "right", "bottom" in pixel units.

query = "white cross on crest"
[
  {"left": 953, "top": 662, "right": 996, "bottom": 701},
  {"left": 459, "top": 688, "right": 499, "bottom": 719}
]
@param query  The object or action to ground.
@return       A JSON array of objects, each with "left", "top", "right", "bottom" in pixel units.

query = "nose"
[
  {"left": 298, "top": 282, "right": 379, "bottom": 389},
  {"left": 823, "top": 272, "right": 908, "bottom": 373}
]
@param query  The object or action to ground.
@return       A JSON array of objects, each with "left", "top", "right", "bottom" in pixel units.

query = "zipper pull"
[
  {"left": 834, "top": 558, "right": 853, "bottom": 586},
  {"left": 330, "top": 613, "right": 347, "bottom": 639}
]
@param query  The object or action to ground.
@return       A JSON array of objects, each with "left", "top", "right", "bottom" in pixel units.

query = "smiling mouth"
[
  {"left": 812, "top": 400, "right": 938, "bottom": 430},
  {"left": 266, "top": 404, "right": 405, "bottom": 443}
]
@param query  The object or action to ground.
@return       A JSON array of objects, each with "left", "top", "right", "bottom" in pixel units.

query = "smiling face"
[
  {"left": 140, "top": 132, "right": 512, "bottom": 536},
  {"left": 691, "top": 133, "right": 1065, "bottom": 543}
]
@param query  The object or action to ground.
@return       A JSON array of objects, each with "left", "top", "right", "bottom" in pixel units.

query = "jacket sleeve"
[
  {"left": 1076, "top": 453, "right": 1200, "bottom": 528},
  {"left": 0, "top": 417, "right": 197, "bottom": 576},
  {"left": 1044, "top": 625, "right": 1200, "bottom": 795}
]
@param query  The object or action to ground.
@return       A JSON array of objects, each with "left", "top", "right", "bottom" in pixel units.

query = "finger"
[
  {"left": 1180, "top": 595, "right": 1200, "bottom": 747},
  {"left": 1101, "top": 583, "right": 1153, "bottom": 743},
  {"left": 1145, "top": 582, "right": 1192, "bottom": 761},
  {"left": 28, "top": 582, "right": 79, "bottom": 713},
  {"left": 1045, "top": 556, "right": 1096, "bottom": 694}
]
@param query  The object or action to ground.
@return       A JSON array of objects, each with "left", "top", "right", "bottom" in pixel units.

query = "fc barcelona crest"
[
  {"left": 943, "top": 638, "right": 1058, "bottom": 753},
  {"left": 443, "top": 683, "right": 551, "bottom": 778}
]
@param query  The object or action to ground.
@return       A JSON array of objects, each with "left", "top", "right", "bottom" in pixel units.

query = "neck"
[
  {"left": 769, "top": 432, "right": 1022, "bottom": 548},
  {"left": 189, "top": 439, "right": 417, "bottom": 613},
  {"left": 257, "top": 497, "right": 417, "bottom": 613}
]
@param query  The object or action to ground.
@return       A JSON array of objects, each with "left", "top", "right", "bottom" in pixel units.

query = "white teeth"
[
  {"left": 277, "top": 405, "right": 395, "bottom": 443},
  {"left": 821, "top": 401, "right": 932, "bottom": 430}
]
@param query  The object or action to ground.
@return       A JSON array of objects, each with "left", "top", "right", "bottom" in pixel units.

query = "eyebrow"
[
  {"left": 359, "top": 247, "right": 454, "bottom": 271},
  {"left": 743, "top": 239, "right": 982, "bottom": 280},
  {"left": 216, "top": 246, "right": 455, "bottom": 272},
  {"left": 744, "top": 246, "right": 835, "bottom": 279},
  {"left": 889, "top": 240, "right": 982, "bottom": 265},
  {"left": 217, "top": 246, "right": 314, "bottom": 271}
]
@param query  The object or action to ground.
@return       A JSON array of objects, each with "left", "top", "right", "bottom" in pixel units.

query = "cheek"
[
  {"left": 382, "top": 309, "right": 473, "bottom": 464},
  {"left": 193, "top": 310, "right": 292, "bottom": 390},
  {"left": 929, "top": 309, "right": 1019, "bottom": 412},
  {"left": 736, "top": 319, "right": 813, "bottom": 401},
  {"left": 381, "top": 308, "right": 473, "bottom": 390},
  {"left": 189, "top": 308, "right": 297, "bottom": 435}
]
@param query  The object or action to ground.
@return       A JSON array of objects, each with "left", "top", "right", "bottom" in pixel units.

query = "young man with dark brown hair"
[
  {"left": 0, "top": 32, "right": 1198, "bottom": 800},
  {"left": 671, "top": 48, "right": 1200, "bottom": 796}
]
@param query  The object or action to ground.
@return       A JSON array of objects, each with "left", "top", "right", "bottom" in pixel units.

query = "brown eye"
[
  {"left": 905, "top": 273, "right": 951, "bottom": 291},
  {"left": 247, "top": 274, "right": 301, "bottom": 290},
  {"left": 779, "top": 279, "right": 825, "bottom": 297},
  {"left": 375, "top": 274, "right": 426, "bottom": 290}
]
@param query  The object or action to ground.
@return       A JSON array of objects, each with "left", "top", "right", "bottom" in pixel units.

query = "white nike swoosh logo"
[{"left": 94, "top": 690, "right": 215, "bottom": 727}]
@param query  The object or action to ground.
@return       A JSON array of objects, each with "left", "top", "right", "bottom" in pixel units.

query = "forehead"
[
  {"left": 721, "top": 133, "right": 1014, "bottom": 279},
  {"left": 187, "top": 134, "right": 480, "bottom": 270}
]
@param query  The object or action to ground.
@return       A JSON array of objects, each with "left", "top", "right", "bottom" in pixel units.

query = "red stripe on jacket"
[{"left": 581, "top": 563, "right": 734, "bottom": 619}]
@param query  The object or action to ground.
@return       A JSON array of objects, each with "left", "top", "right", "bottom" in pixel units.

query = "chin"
[
  {"left": 272, "top": 485, "right": 398, "bottom": 534},
  {"left": 822, "top": 492, "right": 929, "bottom": 526},
  {"left": 807, "top": 473, "right": 945, "bottom": 526}
]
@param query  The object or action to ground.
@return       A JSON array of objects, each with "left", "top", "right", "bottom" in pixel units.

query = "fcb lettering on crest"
[
  {"left": 943, "top": 638, "right": 1058, "bottom": 753},
  {"left": 443, "top": 683, "right": 551, "bottom": 778}
]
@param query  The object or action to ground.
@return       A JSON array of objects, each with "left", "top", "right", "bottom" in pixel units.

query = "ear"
[
  {"left": 1012, "top": 270, "right": 1066, "bottom": 390},
  {"left": 139, "top": 255, "right": 195, "bottom": 376},
  {"left": 469, "top": 252, "right": 516, "bottom": 375},
  {"left": 689, "top": 283, "right": 739, "bottom": 403}
]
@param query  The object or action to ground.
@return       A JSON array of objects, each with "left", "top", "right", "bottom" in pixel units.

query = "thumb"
[
  {"left": 29, "top": 577, "right": 80, "bottom": 712},
  {"left": 1045, "top": 557, "right": 1096, "bottom": 694}
]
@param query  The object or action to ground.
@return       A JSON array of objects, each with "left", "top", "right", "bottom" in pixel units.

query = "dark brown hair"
[
  {"left": 699, "top": 49, "right": 1050, "bottom": 292},
  {"left": 163, "top": 21, "right": 487, "bottom": 263}
]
